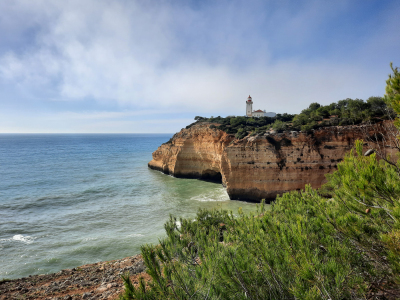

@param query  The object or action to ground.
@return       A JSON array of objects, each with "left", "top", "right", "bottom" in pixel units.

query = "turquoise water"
[{"left": 0, "top": 134, "right": 257, "bottom": 279}]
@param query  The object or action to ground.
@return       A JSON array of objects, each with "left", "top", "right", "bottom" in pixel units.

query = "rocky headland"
[{"left": 149, "top": 121, "right": 395, "bottom": 202}]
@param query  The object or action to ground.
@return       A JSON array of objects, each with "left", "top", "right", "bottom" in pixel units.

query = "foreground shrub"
[
  {"left": 120, "top": 64, "right": 400, "bottom": 299},
  {"left": 121, "top": 139, "right": 400, "bottom": 299}
]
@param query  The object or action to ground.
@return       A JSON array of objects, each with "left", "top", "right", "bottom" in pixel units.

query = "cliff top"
[{"left": 187, "top": 96, "right": 393, "bottom": 140}]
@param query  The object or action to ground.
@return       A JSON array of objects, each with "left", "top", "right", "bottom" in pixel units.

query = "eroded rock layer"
[{"left": 149, "top": 122, "right": 395, "bottom": 202}]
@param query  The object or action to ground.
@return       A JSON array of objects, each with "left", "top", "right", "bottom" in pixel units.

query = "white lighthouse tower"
[{"left": 246, "top": 95, "right": 253, "bottom": 117}]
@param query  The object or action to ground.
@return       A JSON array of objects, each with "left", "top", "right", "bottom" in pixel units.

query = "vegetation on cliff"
[
  {"left": 187, "top": 96, "right": 393, "bottom": 139},
  {"left": 121, "top": 64, "right": 400, "bottom": 299}
]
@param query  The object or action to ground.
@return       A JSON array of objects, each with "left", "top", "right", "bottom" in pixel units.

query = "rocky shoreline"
[{"left": 0, "top": 255, "right": 147, "bottom": 300}]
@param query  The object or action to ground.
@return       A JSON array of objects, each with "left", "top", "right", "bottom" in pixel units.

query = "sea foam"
[{"left": 0, "top": 234, "right": 36, "bottom": 244}]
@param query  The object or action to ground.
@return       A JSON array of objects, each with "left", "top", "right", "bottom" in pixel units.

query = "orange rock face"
[
  {"left": 149, "top": 123, "right": 235, "bottom": 182},
  {"left": 148, "top": 122, "right": 396, "bottom": 202}
]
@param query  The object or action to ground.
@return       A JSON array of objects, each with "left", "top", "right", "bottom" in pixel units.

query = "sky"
[{"left": 0, "top": 0, "right": 399, "bottom": 133}]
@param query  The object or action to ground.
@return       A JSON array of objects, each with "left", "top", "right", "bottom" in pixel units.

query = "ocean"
[{"left": 0, "top": 134, "right": 257, "bottom": 279}]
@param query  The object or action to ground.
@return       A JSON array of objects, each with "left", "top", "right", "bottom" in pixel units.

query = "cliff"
[{"left": 149, "top": 122, "right": 396, "bottom": 202}]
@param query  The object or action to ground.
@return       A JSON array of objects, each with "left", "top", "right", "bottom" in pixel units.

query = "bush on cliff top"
[
  {"left": 120, "top": 64, "right": 400, "bottom": 299},
  {"left": 187, "top": 96, "right": 394, "bottom": 138}
]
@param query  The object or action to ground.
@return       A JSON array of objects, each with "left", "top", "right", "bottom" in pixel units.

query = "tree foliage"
[
  {"left": 120, "top": 64, "right": 400, "bottom": 299},
  {"left": 188, "top": 96, "right": 393, "bottom": 139},
  {"left": 121, "top": 157, "right": 400, "bottom": 299},
  {"left": 385, "top": 63, "right": 400, "bottom": 129}
]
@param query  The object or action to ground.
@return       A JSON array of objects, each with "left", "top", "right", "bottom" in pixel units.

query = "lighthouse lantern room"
[{"left": 246, "top": 95, "right": 253, "bottom": 117}]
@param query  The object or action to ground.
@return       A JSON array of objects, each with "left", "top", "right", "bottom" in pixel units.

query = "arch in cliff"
[{"left": 200, "top": 169, "right": 222, "bottom": 183}]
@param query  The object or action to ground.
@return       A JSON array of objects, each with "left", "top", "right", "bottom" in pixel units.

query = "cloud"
[{"left": 0, "top": 0, "right": 399, "bottom": 133}]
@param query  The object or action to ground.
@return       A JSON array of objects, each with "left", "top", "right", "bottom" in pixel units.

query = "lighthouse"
[{"left": 246, "top": 95, "right": 253, "bottom": 117}]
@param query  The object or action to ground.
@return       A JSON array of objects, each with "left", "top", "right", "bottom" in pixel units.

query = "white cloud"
[{"left": 0, "top": 0, "right": 399, "bottom": 133}]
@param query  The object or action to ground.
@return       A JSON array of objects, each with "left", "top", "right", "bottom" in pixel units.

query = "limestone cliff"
[{"left": 149, "top": 122, "right": 396, "bottom": 202}]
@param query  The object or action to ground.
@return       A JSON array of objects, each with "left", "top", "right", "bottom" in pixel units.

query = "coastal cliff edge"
[{"left": 149, "top": 122, "right": 395, "bottom": 202}]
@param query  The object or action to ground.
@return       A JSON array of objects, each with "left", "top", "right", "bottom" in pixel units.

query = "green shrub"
[
  {"left": 120, "top": 64, "right": 400, "bottom": 299},
  {"left": 122, "top": 138, "right": 400, "bottom": 299},
  {"left": 191, "top": 94, "right": 391, "bottom": 138},
  {"left": 271, "top": 119, "right": 287, "bottom": 132},
  {"left": 235, "top": 128, "right": 247, "bottom": 140}
]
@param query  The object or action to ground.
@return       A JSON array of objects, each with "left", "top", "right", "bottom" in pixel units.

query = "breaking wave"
[{"left": 0, "top": 234, "right": 36, "bottom": 244}]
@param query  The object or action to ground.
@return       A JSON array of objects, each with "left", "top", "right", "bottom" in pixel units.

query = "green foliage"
[
  {"left": 291, "top": 97, "right": 392, "bottom": 131},
  {"left": 121, "top": 65, "right": 400, "bottom": 299},
  {"left": 385, "top": 62, "right": 400, "bottom": 128},
  {"left": 235, "top": 128, "right": 247, "bottom": 139},
  {"left": 230, "top": 116, "right": 248, "bottom": 127},
  {"left": 367, "top": 96, "right": 388, "bottom": 117},
  {"left": 186, "top": 114, "right": 291, "bottom": 139},
  {"left": 324, "top": 140, "right": 400, "bottom": 277},
  {"left": 271, "top": 119, "right": 287, "bottom": 132},
  {"left": 190, "top": 95, "right": 391, "bottom": 140},
  {"left": 122, "top": 136, "right": 400, "bottom": 299},
  {"left": 301, "top": 122, "right": 316, "bottom": 133}
]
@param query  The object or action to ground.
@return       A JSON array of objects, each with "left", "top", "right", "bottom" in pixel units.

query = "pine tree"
[
  {"left": 385, "top": 63, "right": 400, "bottom": 129},
  {"left": 120, "top": 64, "right": 400, "bottom": 299}
]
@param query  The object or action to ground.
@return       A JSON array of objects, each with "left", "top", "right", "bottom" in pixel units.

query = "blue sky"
[{"left": 0, "top": 0, "right": 399, "bottom": 133}]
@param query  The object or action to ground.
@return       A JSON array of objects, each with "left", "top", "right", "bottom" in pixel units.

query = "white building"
[{"left": 246, "top": 95, "right": 276, "bottom": 118}]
